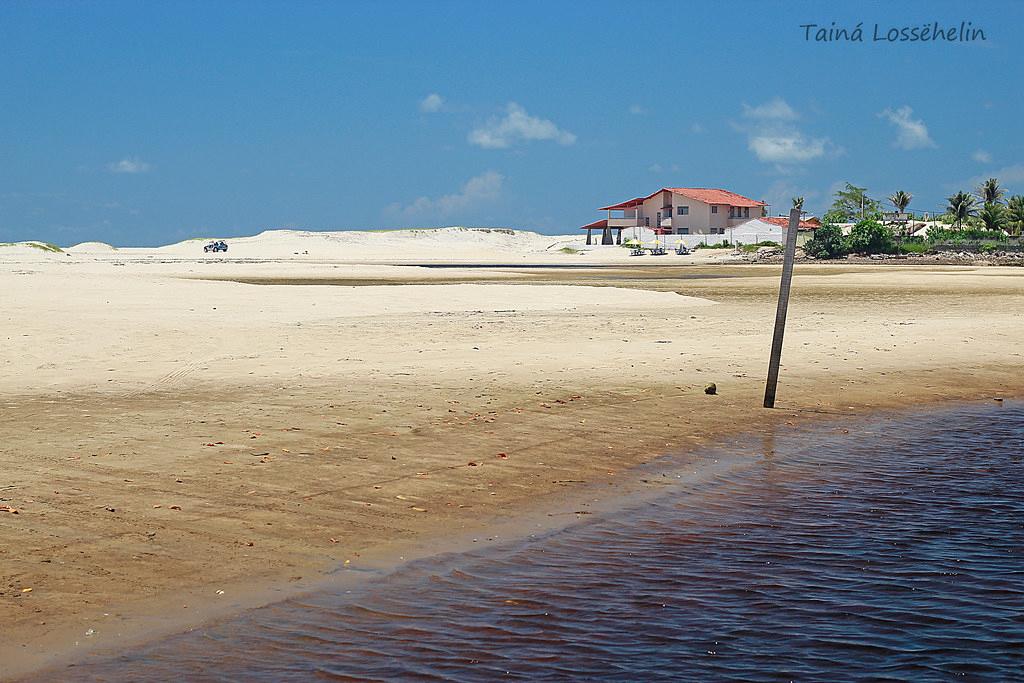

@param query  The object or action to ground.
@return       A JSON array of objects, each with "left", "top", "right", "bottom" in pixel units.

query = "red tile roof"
[
  {"left": 597, "top": 197, "right": 647, "bottom": 211},
  {"left": 598, "top": 187, "right": 765, "bottom": 211},
  {"left": 668, "top": 188, "right": 765, "bottom": 208},
  {"left": 580, "top": 219, "right": 609, "bottom": 229},
  {"left": 760, "top": 216, "right": 821, "bottom": 230}
]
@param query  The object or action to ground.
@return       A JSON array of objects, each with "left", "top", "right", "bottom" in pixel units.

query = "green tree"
[
  {"left": 978, "top": 202, "right": 1008, "bottom": 232},
  {"left": 792, "top": 196, "right": 804, "bottom": 211},
  {"left": 888, "top": 190, "right": 912, "bottom": 213},
  {"left": 977, "top": 177, "right": 1005, "bottom": 205},
  {"left": 822, "top": 208, "right": 849, "bottom": 225},
  {"left": 946, "top": 191, "right": 978, "bottom": 229},
  {"left": 1007, "top": 195, "right": 1024, "bottom": 236},
  {"left": 804, "top": 223, "right": 848, "bottom": 259},
  {"left": 847, "top": 218, "right": 896, "bottom": 255},
  {"left": 829, "top": 183, "right": 880, "bottom": 221}
]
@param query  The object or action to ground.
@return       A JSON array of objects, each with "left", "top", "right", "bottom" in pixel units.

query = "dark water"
[{"left": 55, "top": 402, "right": 1024, "bottom": 682}]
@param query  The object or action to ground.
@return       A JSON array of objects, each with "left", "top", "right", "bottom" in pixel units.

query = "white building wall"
[
  {"left": 637, "top": 192, "right": 671, "bottom": 229},
  {"left": 669, "top": 192, "right": 711, "bottom": 234}
]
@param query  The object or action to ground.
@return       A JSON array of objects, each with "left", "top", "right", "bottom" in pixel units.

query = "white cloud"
[
  {"left": 749, "top": 135, "right": 828, "bottom": 163},
  {"left": 972, "top": 149, "right": 992, "bottom": 163},
  {"left": 419, "top": 93, "right": 444, "bottom": 113},
  {"left": 742, "top": 97, "right": 799, "bottom": 121},
  {"left": 107, "top": 157, "right": 151, "bottom": 174},
  {"left": 690, "top": 122, "right": 705, "bottom": 134},
  {"left": 734, "top": 98, "right": 832, "bottom": 165},
  {"left": 388, "top": 171, "right": 504, "bottom": 218},
  {"left": 761, "top": 181, "right": 820, "bottom": 217},
  {"left": 647, "top": 163, "right": 680, "bottom": 173},
  {"left": 629, "top": 104, "right": 646, "bottom": 115},
  {"left": 468, "top": 103, "right": 576, "bottom": 149},
  {"left": 879, "top": 106, "right": 936, "bottom": 150},
  {"left": 966, "top": 164, "right": 1024, "bottom": 188}
]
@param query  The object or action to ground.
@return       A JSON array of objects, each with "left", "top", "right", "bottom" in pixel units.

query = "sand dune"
[
  {"left": 6, "top": 227, "right": 737, "bottom": 266},
  {"left": 106, "top": 227, "right": 589, "bottom": 262},
  {"left": 66, "top": 241, "right": 119, "bottom": 253}
]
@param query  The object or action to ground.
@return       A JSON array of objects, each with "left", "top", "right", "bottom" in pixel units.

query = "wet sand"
[
  {"left": 54, "top": 402, "right": 1024, "bottom": 681},
  {"left": 3, "top": 259, "right": 1024, "bottom": 679}
]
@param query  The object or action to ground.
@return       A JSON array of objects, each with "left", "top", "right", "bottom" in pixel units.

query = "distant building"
[
  {"left": 757, "top": 216, "right": 822, "bottom": 231},
  {"left": 581, "top": 187, "right": 768, "bottom": 244},
  {"left": 734, "top": 216, "right": 822, "bottom": 245}
]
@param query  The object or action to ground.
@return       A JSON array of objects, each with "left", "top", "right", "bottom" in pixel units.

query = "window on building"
[
  {"left": 644, "top": 217, "right": 650, "bottom": 226},
  {"left": 678, "top": 227, "right": 689, "bottom": 234},
  {"left": 677, "top": 206, "right": 689, "bottom": 216},
  {"left": 744, "top": 207, "right": 750, "bottom": 218},
  {"left": 711, "top": 206, "right": 718, "bottom": 214},
  {"left": 729, "top": 207, "right": 735, "bottom": 218}
]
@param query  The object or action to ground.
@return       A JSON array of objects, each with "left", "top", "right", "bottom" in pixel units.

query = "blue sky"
[{"left": 1, "top": 0, "right": 1021, "bottom": 246}]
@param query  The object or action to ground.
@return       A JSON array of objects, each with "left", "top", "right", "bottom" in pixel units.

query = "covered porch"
[{"left": 580, "top": 219, "right": 624, "bottom": 245}]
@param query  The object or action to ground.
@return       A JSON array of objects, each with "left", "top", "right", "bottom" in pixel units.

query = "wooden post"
[
  {"left": 763, "top": 207, "right": 801, "bottom": 408},
  {"left": 586, "top": 229, "right": 592, "bottom": 245}
]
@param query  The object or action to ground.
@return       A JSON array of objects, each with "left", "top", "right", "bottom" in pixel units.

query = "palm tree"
[
  {"left": 947, "top": 191, "right": 978, "bottom": 229},
  {"left": 792, "top": 196, "right": 804, "bottom": 211},
  {"left": 889, "top": 190, "right": 912, "bottom": 213},
  {"left": 1007, "top": 195, "right": 1024, "bottom": 236},
  {"left": 979, "top": 203, "right": 1007, "bottom": 232},
  {"left": 977, "top": 177, "right": 1005, "bottom": 205}
]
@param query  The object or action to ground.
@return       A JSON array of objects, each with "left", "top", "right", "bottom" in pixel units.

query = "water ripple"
[{"left": 51, "top": 402, "right": 1024, "bottom": 682}]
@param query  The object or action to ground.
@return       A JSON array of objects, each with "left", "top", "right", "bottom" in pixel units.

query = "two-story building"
[{"left": 581, "top": 187, "right": 768, "bottom": 244}]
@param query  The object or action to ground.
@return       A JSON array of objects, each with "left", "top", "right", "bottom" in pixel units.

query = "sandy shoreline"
[{"left": 3, "top": 236, "right": 1024, "bottom": 679}]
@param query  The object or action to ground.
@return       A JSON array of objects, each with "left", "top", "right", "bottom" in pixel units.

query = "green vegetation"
[
  {"left": 946, "top": 191, "right": 978, "bottom": 228},
  {"left": 978, "top": 177, "right": 1005, "bottom": 205},
  {"left": 847, "top": 219, "right": 897, "bottom": 255},
  {"left": 889, "top": 190, "right": 912, "bottom": 213},
  {"left": 558, "top": 246, "right": 580, "bottom": 254},
  {"left": 691, "top": 240, "right": 731, "bottom": 250},
  {"left": 979, "top": 202, "right": 1008, "bottom": 232},
  {"left": 796, "top": 174, "right": 1021, "bottom": 257},
  {"left": 738, "top": 240, "right": 782, "bottom": 253},
  {"left": 925, "top": 226, "right": 1007, "bottom": 242},
  {"left": 805, "top": 218, "right": 898, "bottom": 258},
  {"left": 829, "top": 182, "right": 881, "bottom": 221},
  {"left": 0, "top": 241, "right": 64, "bottom": 253},
  {"left": 1008, "top": 195, "right": 1024, "bottom": 236},
  {"left": 804, "top": 223, "right": 848, "bottom": 259},
  {"left": 898, "top": 238, "right": 930, "bottom": 254}
]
